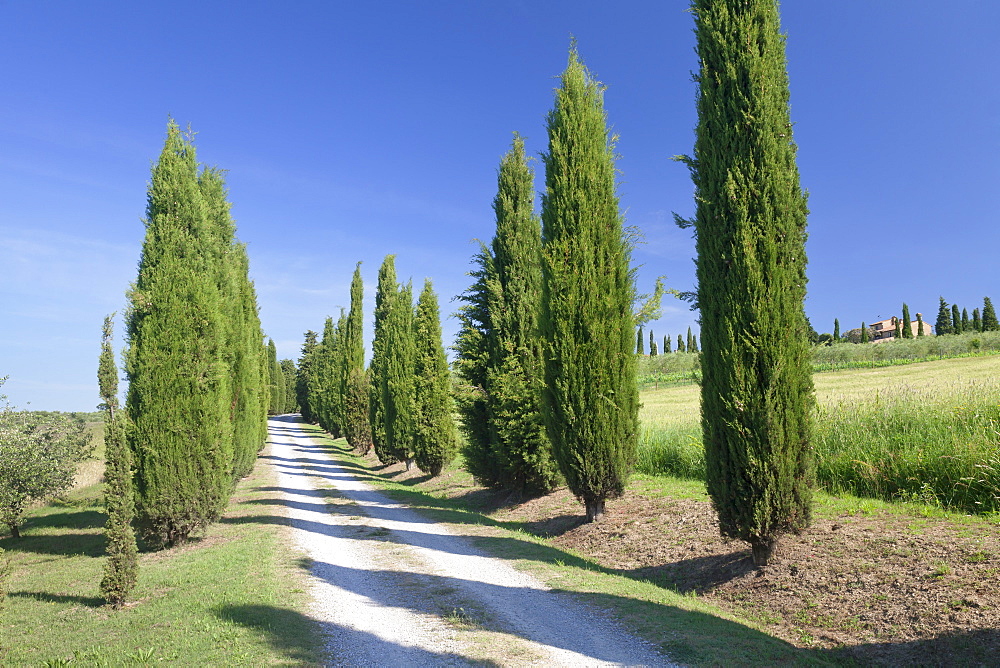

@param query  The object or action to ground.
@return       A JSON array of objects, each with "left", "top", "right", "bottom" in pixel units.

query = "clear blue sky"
[{"left": 2, "top": 2, "right": 997, "bottom": 411}]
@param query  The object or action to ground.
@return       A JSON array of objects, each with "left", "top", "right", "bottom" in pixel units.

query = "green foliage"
[
  {"left": 952, "top": 304, "right": 962, "bottom": 335},
  {"left": 677, "top": 334, "right": 685, "bottom": 353},
  {"left": 983, "top": 297, "right": 998, "bottom": 331},
  {"left": 916, "top": 312, "right": 925, "bottom": 337},
  {"left": 295, "top": 331, "right": 319, "bottom": 423},
  {"left": 540, "top": 46, "right": 638, "bottom": 521},
  {"left": 0, "top": 382, "right": 91, "bottom": 538},
  {"left": 267, "top": 339, "right": 282, "bottom": 415},
  {"left": 833, "top": 319, "right": 840, "bottom": 342},
  {"left": 369, "top": 256, "right": 398, "bottom": 464},
  {"left": 98, "top": 316, "right": 138, "bottom": 608},
  {"left": 342, "top": 264, "right": 370, "bottom": 451},
  {"left": 649, "top": 330, "right": 657, "bottom": 356},
  {"left": 686, "top": 0, "right": 814, "bottom": 561},
  {"left": 664, "top": 335, "right": 671, "bottom": 353},
  {"left": 311, "top": 317, "right": 341, "bottom": 436},
  {"left": 636, "top": 326, "right": 645, "bottom": 355},
  {"left": 936, "top": 297, "right": 952, "bottom": 335},
  {"left": 901, "top": 303, "right": 913, "bottom": 339},
  {"left": 411, "top": 281, "right": 458, "bottom": 476},
  {"left": 124, "top": 120, "right": 239, "bottom": 546},
  {"left": 279, "top": 360, "right": 297, "bottom": 413},
  {"left": 973, "top": 308, "right": 982, "bottom": 332},
  {"left": 384, "top": 282, "right": 416, "bottom": 465},
  {"left": 893, "top": 318, "right": 901, "bottom": 339}
]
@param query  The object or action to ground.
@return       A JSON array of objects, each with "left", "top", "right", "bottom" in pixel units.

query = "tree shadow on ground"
[
  {"left": 0, "top": 529, "right": 105, "bottom": 558},
  {"left": 627, "top": 552, "right": 756, "bottom": 595},
  {"left": 215, "top": 603, "right": 502, "bottom": 667},
  {"left": 9, "top": 590, "right": 105, "bottom": 608}
]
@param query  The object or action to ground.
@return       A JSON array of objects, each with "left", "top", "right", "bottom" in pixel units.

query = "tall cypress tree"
[
  {"left": 540, "top": 46, "right": 638, "bottom": 522},
  {"left": 686, "top": 0, "right": 814, "bottom": 565},
  {"left": 961, "top": 308, "right": 970, "bottom": 333},
  {"left": 862, "top": 322, "right": 870, "bottom": 343},
  {"left": 125, "top": 120, "right": 233, "bottom": 546},
  {"left": 98, "top": 315, "right": 138, "bottom": 608},
  {"left": 385, "top": 282, "right": 416, "bottom": 467},
  {"left": 686, "top": 327, "right": 694, "bottom": 352},
  {"left": 936, "top": 297, "right": 952, "bottom": 335},
  {"left": 279, "top": 360, "right": 297, "bottom": 413},
  {"left": 310, "top": 319, "right": 335, "bottom": 431},
  {"left": 902, "top": 303, "right": 913, "bottom": 338},
  {"left": 267, "top": 339, "right": 283, "bottom": 415},
  {"left": 833, "top": 319, "right": 840, "bottom": 342},
  {"left": 664, "top": 335, "right": 671, "bottom": 353},
  {"left": 370, "top": 256, "right": 399, "bottom": 464},
  {"left": 677, "top": 334, "right": 685, "bottom": 353},
  {"left": 343, "top": 264, "right": 371, "bottom": 451},
  {"left": 893, "top": 318, "right": 901, "bottom": 339},
  {"left": 983, "top": 297, "right": 999, "bottom": 331},
  {"left": 952, "top": 304, "right": 962, "bottom": 334},
  {"left": 296, "top": 331, "right": 319, "bottom": 422},
  {"left": 916, "top": 312, "right": 925, "bottom": 337},
  {"left": 636, "top": 326, "right": 645, "bottom": 355},
  {"left": 412, "top": 280, "right": 458, "bottom": 476},
  {"left": 973, "top": 308, "right": 982, "bottom": 332}
]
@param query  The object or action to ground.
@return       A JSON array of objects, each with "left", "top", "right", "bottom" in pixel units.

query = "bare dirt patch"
[{"left": 482, "top": 484, "right": 1000, "bottom": 666}]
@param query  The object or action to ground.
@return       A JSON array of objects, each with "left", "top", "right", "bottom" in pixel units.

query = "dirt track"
[{"left": 264, "top": 416, "right": 671, "bottom": 667}]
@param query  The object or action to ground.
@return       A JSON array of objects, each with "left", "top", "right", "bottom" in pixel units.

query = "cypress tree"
[
  {"left": 691, "top": 333, "right": 699, "bottom": 353},
  {"left": 540, "top": 45, "right": 638, "bottom": 522},
  {"left": 454, "top": 246, "right": 497, "bottom": 482},
  {"left": 833, "top": 318, "right": 840, "bottom": 342},
  {"left": 952, "top": 304, "right": 962, "bottom": 334},
  {"left": 311, "top": 318, "right": 336, "bottom": 432},
  {"left": 983, "top": 297, "right": 999, "bottom": 331},
  {"left": 412, "top": 280, "right": 458, "bottom": 476},
  {"left": 916, "top": 312, "right": 925, "bottom": 337},
  {"left": 686, "top": 327, "right": 693, "bottom": 352},
  {"left": 343, "top": 264, "right": 371, "bottom": 452},
  {"left": 485, "top": 136, "right": 559, "bottom": 492},
  {"left": 636, "top": 326, "right": 645, "bottom": 355},
  {"left": 649, "top": 330, "right": 657, "bottom": 356},
  {"left": 98, "top": 315, "right": 138, "bottom": 608},
  {"left": 331, "top": 309, "right": 349, "bottom": 435},
  {"left": 936, "top": 297, "right": 952, "bottom": 335},
  {"left": 973, "top": 308, "right": 982, "bottom": 332},
  {"left": 267, "top": 339, "right": 283, "bottom": 415},
  {"left": 902, "top": 303, "right": 913, "bottom": 338},
  {"left": 664, "top": 335, "right": 671, "bottom": 353},
  {"left": 677, "top": 334, "right": 686, "bottom": 353},
  {"left": 893, "top": 318, "right": 901, "bottom": 340},
  {"left": 296, "top": 331, "right": 319, "bottom": 422},
  {"left": 385, "top": 282, "right": 416, "bottom": 467},
  {"left": 228, "top": 243, "right": 267, "bottom": 479},
  {"left": 370, "top": 256, "right": 399, "bottom": 464},
  {"left": 961, "top": 308, "right": 970, "bottom": 333},
  {"left": 861, "top": 322, "right": 870, "bottom": 343},
  {"left": 280, "top": 360, "right": 297, "bottom": 413},
  {"left": 686, "top": 0, "right": 814, "bottom": 565},
  {"left": 125, "top": 120, "right": 232, "bottom": 546}
]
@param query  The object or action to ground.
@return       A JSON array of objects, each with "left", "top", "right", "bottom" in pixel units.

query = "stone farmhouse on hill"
[{"left": 869, "top": 315, "right": 933, "bottom": 342}]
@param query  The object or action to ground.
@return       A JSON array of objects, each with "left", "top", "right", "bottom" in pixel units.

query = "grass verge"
[{"left": 0, "top": 444, "right": 323, "bottom": 666}]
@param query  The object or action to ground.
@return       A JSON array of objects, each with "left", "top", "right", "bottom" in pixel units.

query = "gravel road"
[{"left": 264, "top": 416, "right": 672, "bottom": 667}]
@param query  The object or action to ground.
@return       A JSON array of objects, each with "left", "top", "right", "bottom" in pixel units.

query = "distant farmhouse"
[{"left": 869, "top": 315, "right": 933, "bottom": 342}]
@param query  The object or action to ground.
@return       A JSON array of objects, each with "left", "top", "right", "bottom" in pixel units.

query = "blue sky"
[{"left": 1, "top": 1, "right": 997, "bottom": 411}]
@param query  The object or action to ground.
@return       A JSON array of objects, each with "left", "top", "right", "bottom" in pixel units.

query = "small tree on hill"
[
  {"left": 649, "top": 330, "right": 657, "bottom": 356},
  {"left": 936, "top": 297, "right": 952, "bottom": 335},
  {"left": 983, "top": 297, "right": 999, "bottom": 331},
  {"left": 861, "top": 322, "right": 870, "bottom": 343},
  {"left": 833, "top": 318, "right": 840, "bottom": 342},
  {"left": 916, "top": 312, "right": 925, "bottom": 337},
  {"left": 664, "top": 335, "right": 671, "bottom": 353},
  {"left": 952, "top": 304, "right": 962, "bottom": 334},
  {"left": 961, "top": 308, "right": 970, "bottom": 333},
  {"left": 893, "top": 318, "right": 901, "bottom": 339},
  {"left": 636, "top": 326, "right": 645, "bottom": 355},
  {"left": 973, "top": 308, "right": 982, "bottom": 332},
  {"left": 677, "top": 334, "right": 685, "bottom": 353},
  {"left": 901, "top": 304, "right": 913, "bottom": 338}
]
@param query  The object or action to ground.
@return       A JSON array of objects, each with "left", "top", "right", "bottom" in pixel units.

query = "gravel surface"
[{"left": 265, "top": 416, "right": 672, "bottom": 667}]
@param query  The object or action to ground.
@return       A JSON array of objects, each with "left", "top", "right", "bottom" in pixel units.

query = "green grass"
[
  {"left": 299, "top": 425, "right": 842, "bottom": 666},
  {"left": 637, "top": 355, "right": 1000, "bottom": 513},
  {"left": 0, "top": 452, "right": 323, "bottom": 666}
]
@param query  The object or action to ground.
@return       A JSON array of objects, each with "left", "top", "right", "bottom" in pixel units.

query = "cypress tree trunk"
[
  {"left": 687, "top": 0, "right": 814, "bottom": 565},
  {"left": 98, "top": 315, "right": 138, "bottom": 608},
  {"left": 412, "top": 280, "right": 458, "bottom": 476},
  {"left": 540, "top": 46, "right": 638, "bottom": 523},
  {"left": 370, "top": 257, "right": 400, "bottom": 465},
  {"left": 125, "top": 120, "right": 233, "bottom": 546}
]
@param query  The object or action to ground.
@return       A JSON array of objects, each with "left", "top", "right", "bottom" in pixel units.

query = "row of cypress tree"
[
  {"left": 935, "top": 296, "right": 999, "bottom": 335},
  {"left": 123, "top": 120, "right": 269, "bottom": 547},
  {"left": 635, "top": 327, "right": 699, "bottom": 355}
]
